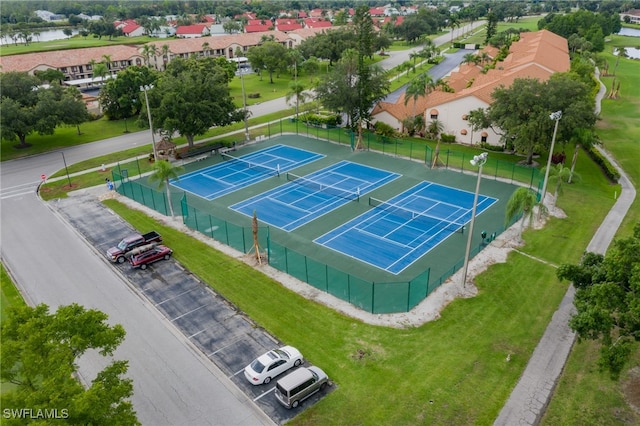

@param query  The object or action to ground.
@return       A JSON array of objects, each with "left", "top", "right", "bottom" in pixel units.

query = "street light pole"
[
  {"left": 461, "top": 152, "right": 488, "bottom": 288},
  {"left": 540, "top": 111, "right": 562, "bottom": 208},
  {"left": 239, "top": 63, "right": 250, "bottom": 142},
  {"left": 141, "top": 85, "right": 158, "bottom": 160}
]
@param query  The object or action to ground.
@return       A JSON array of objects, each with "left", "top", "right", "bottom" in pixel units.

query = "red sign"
[{"left": 41, "top": 174, "right": 46, "bottom": 180}]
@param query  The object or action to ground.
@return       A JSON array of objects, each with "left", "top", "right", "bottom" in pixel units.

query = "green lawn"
[{"left": 0, "top": 34, "right": 158, "bottom": 56}]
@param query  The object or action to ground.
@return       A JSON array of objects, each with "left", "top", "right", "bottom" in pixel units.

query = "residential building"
[
  {"left": 0, "top": 45, "right": 143, "bottom": 89},
  {"left": 371, "top": 30, "right": 570, "bottom": 146},
  {"left": 175, "top": 24, "right": 210, "bottom": 38},
  {"left": 621, "top": 9, "right": 640, "bottom": 24}
]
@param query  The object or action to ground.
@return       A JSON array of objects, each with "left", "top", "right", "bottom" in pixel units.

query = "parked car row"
[
  {"left": 106, "top": 231, "right": 173, "bottom": 270},
  {"left": 244, "top": 346, "right": 329, "bottom": 409},
  {"left": 106, "top": 232, "right": 329, "bottom": 411}
]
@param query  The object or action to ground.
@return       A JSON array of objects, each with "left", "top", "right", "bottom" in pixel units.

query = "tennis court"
[
  {"left": 315, "top": 181, "right": 498, "bottom": 274},
  {"left": 230, "top": 161, "right": 400, "bottom": 231},
  {"left": 170, "top": 144, "right": 323, "bottom": 200}
]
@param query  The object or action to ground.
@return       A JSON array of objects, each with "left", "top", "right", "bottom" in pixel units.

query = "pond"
[
  {"left": 1, "top": 28, "right": 79, "bottom": 45},
  {"left": 617, "top": 27, "right": 640, "bottom": 37}
]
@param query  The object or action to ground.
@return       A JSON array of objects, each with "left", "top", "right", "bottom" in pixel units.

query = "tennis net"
[
  {"left": 222, "top": 152, "right": 280, "bottom": 176},
  {"left": 286, "top": 172, "right": 360, "bottom": 201},
  {"left": 369, "top": 197, "right": 465, "bottom": 232}
]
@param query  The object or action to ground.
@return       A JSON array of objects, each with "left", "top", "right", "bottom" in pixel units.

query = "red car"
[{"left": 129, "top": 245, "right": 173, "bottom": 270}]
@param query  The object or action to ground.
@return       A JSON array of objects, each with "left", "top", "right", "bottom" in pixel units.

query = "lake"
[{"left": 1, "top": 28, "right": 79, "bottom": 45}]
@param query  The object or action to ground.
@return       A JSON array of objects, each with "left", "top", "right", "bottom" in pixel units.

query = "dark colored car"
[
  {"left": 129, "top": 245, "right": 173, "bottom": 270},
  {"left": 107, "top": 231, "right": 162, "bottom": 263}
]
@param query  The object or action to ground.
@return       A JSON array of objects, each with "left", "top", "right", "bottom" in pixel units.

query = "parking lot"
[{"left": 54, "top": 189, "right": 331, "bottom": 425}]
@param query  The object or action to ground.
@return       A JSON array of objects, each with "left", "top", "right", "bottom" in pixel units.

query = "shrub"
[
  {"left": 441, "top": 133, "right": 456, "bottom": 143},
  {"left": 479, "top": 142, "right": 505, "bottom": 152},
  {"left": 551, "top": 151, "right": 566, "bottom": 165},
  {"left": 247, "top": 93, "right": 260, "bottom": 99},
  {"left": 374, "top": 121, "right": 396, "bottom": 138},
  {"left": 585, "top": 146, "right": 620, "bottom": 182},
  {"left": 302, "top": 113, "right": 340, "bottom": 127}
]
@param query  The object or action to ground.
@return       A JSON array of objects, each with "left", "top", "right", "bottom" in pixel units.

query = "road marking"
[
  {"left": 169, "top": 303, "right": 208, "bottom": 321},
  {"left": 253, "top": 387, "right": 275, "bottom": 402},
  {"left": 154, "top": 286, "right": 200, "bottom": 306}
]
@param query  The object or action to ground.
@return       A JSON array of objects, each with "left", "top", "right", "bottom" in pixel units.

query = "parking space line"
[
  {"left": 154, "top": 286, "right": 202, "bottom": 306},
  {"left": 253, "top": 387, "right": 276, "bottom": 402},
  {"left": 231, "top": 368, "right": 245, "bottom": 378},
  {"left": 206, "top": 335, "right": 245, "bottom": 357},
  {"left": 170, "top": 304, "right": 209, "bottom": 322}
]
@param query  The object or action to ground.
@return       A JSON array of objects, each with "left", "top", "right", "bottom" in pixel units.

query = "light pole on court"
[
  {"left": 461, "top": 152, "right": 488, "bottom": 288},
  {"left": 540, "top": 111, "right": 562, "bottom": 211},
  {"left": 140, "top": 85, "right": 158, "bottom": 160}
]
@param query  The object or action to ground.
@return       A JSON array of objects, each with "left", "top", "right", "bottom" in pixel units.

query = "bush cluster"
[
  {"left": 247, "top": 93, "right": 260, "bottom": 99},
  {"left": 479, "top": 142, "right": 505, "bottom": 152},
  {"left": 302, "top": 113, "right": 341, "bottom": 127},
  {"left": 440, "top": 133, "right": 456, "bottom": 143},
  {"left": 585, "top": 146, "right": 620, "bottom": 182}
]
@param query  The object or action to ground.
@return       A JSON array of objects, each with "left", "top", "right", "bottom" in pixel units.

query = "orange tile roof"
[
  {"left": 374, "top": 30, "right": 569, "bottom": 119},
  {"left": 0, "top": 45, "right": 142, "bottom": 73},
  {"left": 152, "top": 31, "right": 294, "bottom": 56}
]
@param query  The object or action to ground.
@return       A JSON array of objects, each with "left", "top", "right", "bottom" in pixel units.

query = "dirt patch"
[{"left": 623, "top": 367, "right": 640, "bottom": 414}]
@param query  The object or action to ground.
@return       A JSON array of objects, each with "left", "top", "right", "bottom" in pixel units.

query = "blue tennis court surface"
[
  {"left": 170, "top": 145, "right": 324, "bottom": 200},
  {"left": 315, "top": 181, "right": 498, "bottom": 274},
  {"left": 231, "top": 161, "right": 400, "bottom": 231}
]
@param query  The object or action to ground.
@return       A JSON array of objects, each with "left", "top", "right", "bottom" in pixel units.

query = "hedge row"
[{"left": 585, "top": 146, "right": 620, "bottom": 182}]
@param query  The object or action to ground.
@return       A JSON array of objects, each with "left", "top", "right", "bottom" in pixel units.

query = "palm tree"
[
  {"left": 201, "top": 42, "right": 211, "bottom": 57},
  {"left": 92, "top": 63, "right": 109, "bottom": 84},
  {"left": 148, "top": 160, "right": 183, "bottom": 219},
  {"left": 462, "top": 53, "right": 478, "bottom": 65},
  {"left": 428, "top": 119, "right": 445, "bottom": 167},
  {"left": 505, "top": 187, "right": 539, "bottom": 242},
  {"left": 286, "top": 81, "right": 308, "bottom": 119},
  {"left": 404, "top": 74, "right": 429, "bottom": 119},
  {"left": 101, "top": 54, "right": 112, "bottom": 70},
  {"left": 160, "top": 44, "right": 171, "bottom": 69},
  {"left": 613, "top": 46, "right": 627, "bottom": 76},
  {"left": 542, "top": 163, "right": 582, "bottom": 209}
]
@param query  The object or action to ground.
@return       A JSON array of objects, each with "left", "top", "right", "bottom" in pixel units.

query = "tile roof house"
[
  {"left": 276, "top": 19, "right": 302, "bottom": 32},
  {"left": 303, "top": 18, "right": 332, "bottom": 29},
  {"left": 244, "top": 20, "right": 272, "bottom": 33},
  {"left": 620, "top": 9, "right": 640, "bottom": 24},
  {"left": 175, "top": 24, "right": 210, "bottom": 38},
  {"left": 0, "top": 45, "right": 143, "bottom": 88},
  {"left": 371, "top": 30, "right": 570, "bottom": 146},
  {"left": 146, "top": 31, "right": 297, "bottom": 69},
  {"left": 114, "top": 19, "right": 144, "bottom": 37}
]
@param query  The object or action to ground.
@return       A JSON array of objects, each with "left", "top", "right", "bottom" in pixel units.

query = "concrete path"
[{"left": 494, "top": 67, "right": 636, "bottom": 425}]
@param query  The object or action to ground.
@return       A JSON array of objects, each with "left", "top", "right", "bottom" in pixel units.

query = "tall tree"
[
  {"left": 487, "top": 75, "right": 595, "bottom": 165},
  {"left": 149, "top": 57, "right": 243, "bottom": 147},
  {"left": 286, "top": 81, "right": 308, "bottom": 119},
  {"left": 0, "top": 73, "right": 87, "bottom": 148},
  {"left": 1, "top": 303, "right": 138, "bottom": 424},
  {"left": 246, "top": 41, "right": 288, "bottom": 84},
  {"left": 99, "top": 66, "right": 158, "bottom": 132},
  {"left": 148, "top": 160, "right": 183, "bottom": 218},
  {"left": 557, "top": 223, "right": 640, "bottom": 379}
]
